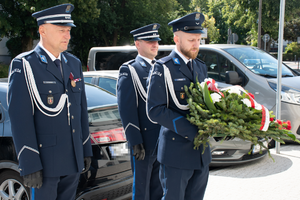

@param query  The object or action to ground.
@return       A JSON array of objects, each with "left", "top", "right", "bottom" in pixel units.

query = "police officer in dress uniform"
[
  {"left": 117, "top": 24, "right": 163, "bottom": 200},
  {"left": 146, "top": 13, "right": 212, "bottom": 200},
  {"left": 7, "top": 4, "right": 92, "bottom": 200}
]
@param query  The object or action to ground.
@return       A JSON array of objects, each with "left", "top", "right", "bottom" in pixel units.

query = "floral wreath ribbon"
[
  {"left": 222, "top": 85, "right": 270, "bottom": 131},
  {"left": 204, "top": 79, "right": 270, "bottom": 132}
]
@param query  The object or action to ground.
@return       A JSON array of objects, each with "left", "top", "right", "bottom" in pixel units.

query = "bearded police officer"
[
  {"left": 7, "top": 4, "right": 92, "bottom": 199},
  {"left": 117, "top": 24, "right": 163, "bottom": 200},
  {"left": 146, "top": 13, "right": 212, "bottom": 200}
]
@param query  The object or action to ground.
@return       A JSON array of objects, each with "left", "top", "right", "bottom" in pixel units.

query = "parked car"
[
  {"left": 86, "top": 45, "right": 289, "bottom": 166},
  {"left": 0, "top": 80, "right": 132, "bottom": 200},
  {"left": 87, "top": 44, "right": 300, "bottom": 141},
  {"left": 83, "top": 70, "right": 119, "bottom": 95}
]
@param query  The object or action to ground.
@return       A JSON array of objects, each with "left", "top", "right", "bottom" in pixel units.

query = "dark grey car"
[{"left": 0, "top": 81, "right": 132, "bottom": 200}]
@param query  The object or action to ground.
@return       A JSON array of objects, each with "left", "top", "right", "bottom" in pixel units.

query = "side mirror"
[{"left": 225, "top": 71, "right": 242, "bottom": 85}]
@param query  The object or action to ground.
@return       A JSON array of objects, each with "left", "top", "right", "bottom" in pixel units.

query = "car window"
[
  {"left": 99, "top": 78, "right": 117, "bottom": 95},
  {"left": 84, "top": 77, "right": 93, "bottom": 84},
  {"left": 223, "top": 47, "right": 294, "bottom": 77},
  {"left": 95, "top": 52, "right": 137, "bottom": 70},
  {"left": 198, "top": 50, "right": 246, "bottom": 86}
]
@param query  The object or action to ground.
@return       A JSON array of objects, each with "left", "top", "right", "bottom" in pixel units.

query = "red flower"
[
  {"left": 275, "top": 119, "right": 282, "bottom": 125},
  {"left": 270, "top": 117, "right": 274, "bottom": 122},
  {"left": 283, "top": 120, "right": 292, "bottom": 130}
]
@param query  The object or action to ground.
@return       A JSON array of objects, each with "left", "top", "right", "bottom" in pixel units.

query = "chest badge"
[
  {"left": 69, "top": 72, "right": 76, "bottom": 87},
  {"left": 180, "top": 92, "right": 185, "bottom": 99},
  {"left": 47, "top": 94, "right": 54, "bottom": 105}
]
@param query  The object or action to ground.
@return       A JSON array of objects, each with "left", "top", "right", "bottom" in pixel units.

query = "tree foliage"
[{"left": 0, "top": 0, "right": 99, "bottom": 58}]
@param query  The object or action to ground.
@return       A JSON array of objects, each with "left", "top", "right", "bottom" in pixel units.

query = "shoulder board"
[
  {"left": 195, "top": 57, "right": 205, "bottom": 64},
  {"left": 122, "top": 59, "right": 135, "bottom": 66},
  {"left": 15, "top": 50, "right": 34, "bottom": 59},
  {"left": 157, "top": 56, "right": 172, "bottom": 64},
  {"left": 63, "top": 51, "right": 80, "bottom": 62}
]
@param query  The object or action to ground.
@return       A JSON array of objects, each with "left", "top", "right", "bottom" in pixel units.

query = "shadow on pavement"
[{"left": 209, "top": 144, "right": 300, "bottom": 178}]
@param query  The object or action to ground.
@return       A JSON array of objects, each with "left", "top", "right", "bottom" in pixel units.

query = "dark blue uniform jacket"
[
  {"left": 8, "top": 45, "right": 92, "bottom": 177},
  {"left": 147, "top": 50, "right": 212, "bottom": 169},
  {"left": 117, "top": 56, "right": 161, "bottom": 153}
]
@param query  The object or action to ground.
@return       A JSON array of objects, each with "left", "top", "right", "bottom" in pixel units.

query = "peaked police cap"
[
  {"left": 32, "top": 4, "right": 76, "bottom": 27},
  {"left": 130, "top": 23, "right": 161, "bottom": 41},
  {"left": 168, "top": 12, "right": 205, "bottom": 34}
]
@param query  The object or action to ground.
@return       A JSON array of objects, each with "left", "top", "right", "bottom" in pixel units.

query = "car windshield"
[{"left": 223, "top": 47, "right": 294, "bottom": 77}]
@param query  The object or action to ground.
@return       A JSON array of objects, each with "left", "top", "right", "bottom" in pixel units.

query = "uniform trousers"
[
  {"left": 31, "top": 172, "right": 80, "bottom": 200},
  {"left": 159, "top": 164, "right": 209, "bottom": 200},
  {"left": 131, "top": 151, "right": 163, "bottom": 200}
]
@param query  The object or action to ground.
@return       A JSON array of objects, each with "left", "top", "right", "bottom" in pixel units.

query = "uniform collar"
[
  {"left": 38, "top": 42, "right": 61, "bottom": 61},
  {"left": 174, "top": 47, "right": 192, "bottom": 64},
  {"left": 138, "top": 54, "right": 154, "bottom": 65}
]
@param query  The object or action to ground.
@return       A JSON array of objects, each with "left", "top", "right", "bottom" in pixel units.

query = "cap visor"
[
  {"left": 182, "top": 30, "right": 204, "bottom": 34},
  {"left": 142, "top": 38, "right": 161, "bottom": 41},
  {"left": 52, "top": 23, "right": 76, "bottom": 27}
]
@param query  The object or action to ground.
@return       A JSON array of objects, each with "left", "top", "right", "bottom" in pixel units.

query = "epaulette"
[
  {"left": 122, "top": 59, "right": 135, "bottom": 66},
  {"left": 63, "top": 51, "right": 80, "bottom": 62},
  {"left": 15, "top": 50, "right": 34, "bottom": 59},
  {"left": 157, "top": 56, "right": 172, "bottom": 64},
  {"left": 195, "top": 57, "right": 205, "bottom": 64}
]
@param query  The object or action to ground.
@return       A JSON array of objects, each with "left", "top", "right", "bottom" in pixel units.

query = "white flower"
[
  {"left": 226, "top": 86, "right": 241, "bottom": 95},
  {"left": 210, "top": 93, "right": 222, "bottom": 103},
  {"left": 200, "top": 81, "right": 206, "bottom": 90}
]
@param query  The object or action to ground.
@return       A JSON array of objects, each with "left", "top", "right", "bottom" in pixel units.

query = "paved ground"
[
  {"left": 283, "top": 61, "right": 300, "bottom": 71},
  {"left": 204, "top": 144, "right": 300, "bottom": 200}
]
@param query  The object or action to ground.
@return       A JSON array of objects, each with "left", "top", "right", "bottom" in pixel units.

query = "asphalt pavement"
[
  {"left": 284, "top": 61, "right": 300, "bottom": 71},
  {"left": 204, "top": 144, "right": 300, "bottom": 200}
]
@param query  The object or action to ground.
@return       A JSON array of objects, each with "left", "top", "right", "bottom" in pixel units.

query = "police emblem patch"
[
  {"left": 195, "top": 13, "right": 200, "bottom": 20},
  {"left": 173, "top": 58, "right": 180, "bottom": 65},
  {"left": 66, "top": 5, "right": 71, "bottom": 13},
  {"left": 140, "top": 61, "right": 146, "bottom": 67},
  {"left": 180, "top": 92, "right": 185, "bottom": 99},
  {"left": 40, "top": 55, "right": 48, "bottom": 63},
  {"left": 47, "top": 95, "right": 54, "bottom": 105}
]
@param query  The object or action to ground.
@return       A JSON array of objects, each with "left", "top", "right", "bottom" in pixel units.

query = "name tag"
[
  {"left": 174, "top": 78, "right": 186, "bottom": 81},
  {"left": 43, "top": 81, "right": 56, "bottom": 84}
]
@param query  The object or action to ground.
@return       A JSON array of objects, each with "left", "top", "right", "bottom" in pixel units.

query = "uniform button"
[
  {"left": 73, "top": 129, "right": 75, "bottom": 133},
  {"left": 172, "top": 138, "right": 175, "bottom": 140},
  {"left": 49, "top": 90, "right": 52, "bottom": 93},
  {"left": 72, "top": 115, "right": 74, "bottom": 119},
  {"left": 40, "top": 144, "right": 42, "bottom": 147},
  {"left": 79, "top": 88, "right": 81, "bottom": 90},
  {"left": 19, "top": 168, "right": 22, "bottom": 171},
  {"left": 185, "top": 136, "right": 188, "bottom": 139},
  {"left": 66, "top": 89, "right": 68, "bottom": 92},
  {"left": 144, "top": 128, "right": 147, "bottom": 131},
  {"left": 69, "top": 103, "right": 72, "bottom": 106},
  {"left": 181, "top": 87, "right": 183, "bottom": 90}
]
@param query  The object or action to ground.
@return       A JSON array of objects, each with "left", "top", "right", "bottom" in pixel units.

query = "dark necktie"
[
  {"left": 54, "top": 59, "right": 61, "bottom": 68},
  {"left": 54, "top": 59, "right": 63, "bottom": 77},
  {"left": 187, "top": 61, "right": 192, "bottom": 72}
]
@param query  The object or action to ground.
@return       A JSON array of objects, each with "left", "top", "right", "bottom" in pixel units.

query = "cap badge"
[
  {"left": 66, "top": 5, "right": 71, "bottom": 13},
  {"left": 195, "top": 13, "right": 200, "bottom": 20},
  {"left": 196, "top": 22, "right": 200, "bottom": 25},
  {"left": 153, "top": 24, "right": 157, "bottom": 30}
]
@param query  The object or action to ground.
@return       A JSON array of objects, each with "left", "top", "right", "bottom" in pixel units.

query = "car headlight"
[{"left": 268, "top": 82, "right": 300, "bottom": 105}]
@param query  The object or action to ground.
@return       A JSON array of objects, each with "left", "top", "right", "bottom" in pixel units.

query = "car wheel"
[{"left": 0, "top": 170, "right": 30, "bottom": 200}]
